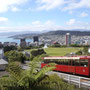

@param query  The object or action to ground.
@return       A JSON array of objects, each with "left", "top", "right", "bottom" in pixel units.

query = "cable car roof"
[{"left": 43, "top": 56, "right": 90, "bottom": 60}]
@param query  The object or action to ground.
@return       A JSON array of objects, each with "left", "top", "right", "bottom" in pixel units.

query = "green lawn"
[{"left": 44, "top": 47, "right": 83, "bottom": 56}]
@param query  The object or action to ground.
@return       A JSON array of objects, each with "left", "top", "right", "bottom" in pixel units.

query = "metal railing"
[{"left": 47, "top": 71, "right": 90, "bottom": 88}]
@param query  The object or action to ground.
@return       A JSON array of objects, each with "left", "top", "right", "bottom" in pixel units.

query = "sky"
[{"left": 0, "top": 0, "right": 90, "bottom": 33}]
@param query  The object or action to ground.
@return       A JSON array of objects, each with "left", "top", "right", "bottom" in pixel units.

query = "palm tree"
[{"left": 0, "top": 55, "right": 56, "bottom": 90}]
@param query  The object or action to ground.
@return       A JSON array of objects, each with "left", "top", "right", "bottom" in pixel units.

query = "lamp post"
[{"left": 88, "top": 48, "right": 90, "bottom": 54}]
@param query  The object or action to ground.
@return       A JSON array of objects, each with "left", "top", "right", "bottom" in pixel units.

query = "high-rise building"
[
  {"left": 20, "top": 38, "right": 26, "bottom": 48},
  {"left": 0, "top": 49, "right": 4, "bottom": 59},
  {"left": 66, "top": 33, "right": 71, "bottom": 46},
  {"left": 33, "top": 36, "right": 39, "bottom": 42}
]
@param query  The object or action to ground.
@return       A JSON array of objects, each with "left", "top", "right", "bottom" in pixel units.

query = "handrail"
[{"left": 47, "top": 71, "right": 90, "bottom": 89}]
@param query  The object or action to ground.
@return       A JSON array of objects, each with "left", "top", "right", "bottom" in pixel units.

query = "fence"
[{"left": 47, "top": 71, "right": 90, "bottom": 89}]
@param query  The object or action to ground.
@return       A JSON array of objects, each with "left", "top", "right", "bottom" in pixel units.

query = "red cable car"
[{"left": 41, "top": 56, "right": 90, "bottom": 76}]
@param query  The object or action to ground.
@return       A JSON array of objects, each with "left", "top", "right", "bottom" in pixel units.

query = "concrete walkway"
[{"left": 0, "top": 71, "right": 9, "bottom": 77}]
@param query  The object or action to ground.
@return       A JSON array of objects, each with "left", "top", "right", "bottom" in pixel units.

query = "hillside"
[
  {"left": 9, "top": 30, "right": 90, "bottom": 39},
  {"left": 41, "top": 30, "right": 90, "bottom": 36}
]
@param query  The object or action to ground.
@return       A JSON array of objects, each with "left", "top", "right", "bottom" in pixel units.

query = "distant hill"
[
  {"left": 8, "top": 31, "right": 42, "bottom": 39},
  {"left": 41, "top": 30, "right": 90, "bottom": 36},
  {"left": 9, "top": 33, "right": 40, "bottom": 39},
  {"left": 9, "top": 30, "right": 90, "bottom": 39}
]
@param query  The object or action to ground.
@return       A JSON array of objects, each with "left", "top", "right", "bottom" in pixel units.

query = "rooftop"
[{"left": 0, "top": 59, "right": 8, "bottom": 65}]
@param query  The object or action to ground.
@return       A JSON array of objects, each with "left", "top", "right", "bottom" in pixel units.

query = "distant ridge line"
[{"left": 42, "top": 30, "right": 90, "bottom": 36}]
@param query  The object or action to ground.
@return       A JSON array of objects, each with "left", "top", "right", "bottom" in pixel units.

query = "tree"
[
  {"left": 76, "top": 50, "right": 82, "bottom": 55},
  {"left": 83, "top": 47, "right": 88, "bottom": 55},
  {"left": 76, "top": 47, "right": 90, "bottom": 55},
  {"left": 4, "top": 46, "right": 17, "bottom": 52},
  {"left": 5, "top": 51, "right": 29, "bottom": 63},
  {"left": 38, "top": 74, "right": 74, "bottom": 90},
  {"left": 30, "top": 49, "right": 46, "bottom": 60},
  {"left": 31, "top": 49, "right": 46, "bottom": 57},
  {"left": 0, "top": 56, "right": 56, "bottom": 90}
]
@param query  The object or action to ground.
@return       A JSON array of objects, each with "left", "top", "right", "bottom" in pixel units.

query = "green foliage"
[
  {"left": 4, "top": 51, "right": 29, "bottom": 63},
  {"left": 0, "top": 55, "right": 75, "bottom": 90},
  {"left": 30, "top": 49, "right": 46, "bottom": 60},
  {"left": 2, "top": 75, "right": 9, "bottom": 77},
  {"left": 70, "top": 44, "right": 81, "bottom": 47},
  {"left": 51, "top": 44, "right": 61, "bottom": 47},
  {"left": 31, "top": 49, "right": 46, "bottom": 56},
  {"left": 25, "top": 44, "right": 44, "bottom": 50},
  {"left": 0, "top": 56, "right": 56, "bottom": 90},
  {"left": 83, "top": 47, "right": 88, "bottom": 55},
  {"left": 76, "top": 50, "right": 82, "bottom": 55},
  {"left": 76, "top": 47, "right": 90, "bottom": 55},
  {"left": 38, "top": 74, "right": 74, "bottom": 90},
  {"left": 4, "top": 46, "right": 17, "bottom": 52}
]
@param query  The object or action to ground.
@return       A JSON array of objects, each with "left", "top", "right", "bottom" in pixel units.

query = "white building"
[
  {"left": 0, "top": 49, "right": 8, "bottom": 70},
  {"left": 66, "top": 33, "right": 71, "bottom": 46},
  {"left": 43, "top": 44, "right": 48, "bottom": 48},
  {"left": 9, "top": 42, "right": 17, "bottom": 46},
  {"left": 0, "top": 59, "right": 8, "bottom": 70},
  {"left": 3, "top": 42, "right": 10, "bottom": 46},
  {"left": 0, "top": 49, "right": 4, "bottom": 59}
]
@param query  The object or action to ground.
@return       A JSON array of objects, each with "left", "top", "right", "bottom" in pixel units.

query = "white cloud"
[
  {"left": 68, "top": 11, "right": 73, "bottom": 14},
  {"left": 80, "top": 12, "right": 88, "bottom": 17},
  {"left": 31, "top": 20, "right": 57, "bottom": 31},
  {"left": 36, "top": 0, "right": 65, "bottom": 10},
  {"left": 26, "top": 8, "right": 35, "bottom": 12},
  {"left": 32, "top": 21, "right": 41, "bottom": 25},
  {"left": 66, "top": 19, "right": 76, "bottom": 25},
  {"left": 45, "top": 20, "right": 55, "bottom": 25},
  {"left": 0, "top": 17, "right": 8, "bottom": 23},
  {"left": 35, "top": 0, "right": 90, "bottom": 11},
  {"left": 66, "top": 19, "right": 90, "bottom": 30},
  {"left": 11, "top": 7, "right": 20, "bottom": 12},
  {"left": 0, "top": 0, "right": 28, "bottom": 13},
  {"left": 63, "top": 0, "right": 90, "bottom": 11},
  {"left": 0, "top": 20, "right": 90, "bottom": 33},
  {"left": 0, "top": 20, "right": 62, "bottom": 32}
]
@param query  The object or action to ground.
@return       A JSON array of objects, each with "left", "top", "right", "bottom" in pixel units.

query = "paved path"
[{"left": 0, "top": 71, "right": 9, "bottom": 77}]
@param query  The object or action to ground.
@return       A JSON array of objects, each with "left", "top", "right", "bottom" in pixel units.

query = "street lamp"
[{"left": 88, "top": 48, "right": 90, "bottom": 53}]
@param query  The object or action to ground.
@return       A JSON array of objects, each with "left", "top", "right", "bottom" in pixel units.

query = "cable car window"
[
  {"left": 44, "top": 59, "right": 48, "bottom": 63},
  {"left": 44, "top": 59, "right": 50, "bottom": 63},
  {"left": 68, "top": 59, "right": 72, "bottom": 65},
  {"left": 64, "top": 59, "right": 68, "bottom": 65},
  {"left": 75, "top": 59, "right": 80, "bottom": 66},
  {"left": 80, "top": 59, "right": 88, "bottom": 67},
  {"left": 64, "top": 60, "right": 67, "bottom": 65},
  {"left": 54, "top": 59, "right": 68, "bottom": 65},
  {"left": 72, "top": 59, "right": 75, "bottom": 66},
  {"left": 58, "top": 59, "right": 61, "bottom": 64},
  {"left": 62, "top": 59, "right": 66, "bottom": 65}
]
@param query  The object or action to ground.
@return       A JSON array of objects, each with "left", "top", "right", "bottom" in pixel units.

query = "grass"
[
  {"left": 44, "top": 47, "right": 83, "bottom": 56},
  {"left": 26, "top": 49, "right": 38, "bottom": 52}
]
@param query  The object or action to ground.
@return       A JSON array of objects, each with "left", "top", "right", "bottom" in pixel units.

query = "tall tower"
[
  {"left": 20, "top": 38, "right": 26, "bottom": 48},
  {"left": 33, "top": 36, "right": 39, "bottom": 42},
  {"left": 66, "top": 33, "right": 71, "bottom": 46}
]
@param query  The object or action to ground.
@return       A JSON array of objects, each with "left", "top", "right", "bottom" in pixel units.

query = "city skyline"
[{"left": 0, "top": 0, "right": 90, "bottom": 33}]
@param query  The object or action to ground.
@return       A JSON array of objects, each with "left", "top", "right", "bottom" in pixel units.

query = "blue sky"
[{"left": 0, "top": 0, "right": 90, "bottom": 32}]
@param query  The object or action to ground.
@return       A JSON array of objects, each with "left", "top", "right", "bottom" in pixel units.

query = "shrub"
[
  {"left": 38, "top": 74, "right": 74, "bottom": 90},
  {"left": 31, "top": 49, "right": 46, "bottom": 57},
  {"left": 51, "top": 44, "right": 61, "bottom": 47},
  {"left": 76, "top": 50, "right": 82, "bottom": 55},
  {"left": 4, "top": 46, "right": 17, "bottom": 52},
  {"left": 4, "top": 51, "right": 29, "bottom": 63}
]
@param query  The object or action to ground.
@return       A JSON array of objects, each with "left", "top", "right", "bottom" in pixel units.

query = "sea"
[{"left": 0, "top": 36, "right": 33, "bottom": 44}]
